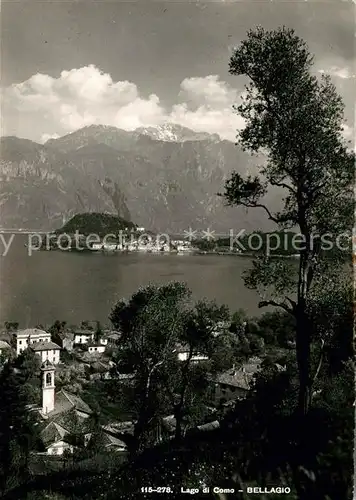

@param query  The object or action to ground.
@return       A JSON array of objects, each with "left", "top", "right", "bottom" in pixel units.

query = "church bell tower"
[{"left": 41, "top": 360, "right": 55, "bottom": 415}]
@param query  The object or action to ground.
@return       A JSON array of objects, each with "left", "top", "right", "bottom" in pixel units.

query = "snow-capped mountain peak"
[{"left": 134, "top": 123, "right": 220, "bottom": 143}]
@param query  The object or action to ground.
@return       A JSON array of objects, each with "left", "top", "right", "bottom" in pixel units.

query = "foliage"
[
  {"left": 208, "top": 332, "right": 241, "bottom": 372},
  {"left": 110, "top": 283, "right": 231, "bottom": 452},
  {"left": 1, "top": 27, "right": 354, "bottom": 500},
  {"left": 4, "top": 322, "right": 19, "bottom": 332},
  {"left": 223, "top": 25, "right": 354, "bottom": 415},
  {"left": 80, "top": 321, "right": 94, "bottom": 331},
  {"left": 94, "top": 322, "right": 103, "bottom": 343},
  {"left": 194, "top": 239, "right": 216, "bottom": 252},
  {"left": 49, "top": 320, "right": 67, "bottom": 346},
  {"left": 55, "top": 212, "right": 136, "bottom": 238},
  {"left": 256, "top": 310, "right": 296, "bottom": 346},
  {"left": 230, "top": 308, "right": 247, "bottom": 328},
  {"left": 109, "top": 282, "right": 192, "bottom": 454},
  {"left": 0, "top": 351, "right": 42, "bottom": 494}
]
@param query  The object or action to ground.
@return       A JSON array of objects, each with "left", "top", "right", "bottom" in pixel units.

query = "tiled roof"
[
  {"left": 46, "top": 389, "right": 92, "bottom": 418},
  {"left": 0, "top": 340, "right": 10, "bottom": 349},
  {"left": 196, "top": 420, "right": 220, "bottom": 432},
  {"left": 215, "top": 369, "right": 254, "bottom": 390},
  {"left": 107, "top": 333, "right": 120, "bottom": 340},
  {"left": 40, "top": 421, "right": 69, "bottom": 447},
  {"left": 103, "top": 329, "right": 121, "bottom": 335},
  {"left": 31, "top": 341, "right": 61, "bottom": 351},
  {"left": 102, "top": 432, "right": 127, "bottom": 449},
  {"left": 16, "top": 328, "right": 49, "bottom": 338},
  {"left": 52, "top": 409, "right": 91, "bottom": 432},
  {"left": 0, "top": 332, "right": 12, "bottom": 344},
  {"left": 102, "top": 422, "right": 134, "bottom": 436},
  {"left": 242, "top": 363, "right": 261, "bottom": 374}
]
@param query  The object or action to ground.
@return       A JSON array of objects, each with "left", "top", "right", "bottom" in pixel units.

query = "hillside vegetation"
[{"left": 55, "top": 213, "right": 136, "bottom": 237}]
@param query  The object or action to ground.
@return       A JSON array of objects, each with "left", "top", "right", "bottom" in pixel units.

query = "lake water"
[{"left": 0, "top": 234, "right": 264, "bottom": 327}]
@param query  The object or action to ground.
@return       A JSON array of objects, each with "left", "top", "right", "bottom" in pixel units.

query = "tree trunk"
[
  {"left": 295, "top": 299, "right": 311, "bottom": 415},
  {"left": 174, "top": 403, "right": 183, "bottom": 442},
  {"left": 130, "top": 361, "right": 163, "bottom": 457},
  {"left": 174, "top": 348, "right": 193, "bottom": 442}
]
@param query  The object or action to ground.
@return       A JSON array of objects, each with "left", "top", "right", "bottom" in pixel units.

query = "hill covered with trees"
[{"left": 55, "top": 213, "right": 137, "bottom": 238}]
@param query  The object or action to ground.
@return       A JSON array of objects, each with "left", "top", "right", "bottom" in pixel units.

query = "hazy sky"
[{"left": 1, "top": 0, "right": 355, "bottom": 143}]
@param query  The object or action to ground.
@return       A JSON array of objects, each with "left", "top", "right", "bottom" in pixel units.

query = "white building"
[
  {"left": 41, "top": 421, "right": 75, "bottom": 456},
  {"left": 177, "top": 351, "right": 209, "bottom": 363},
  {"left": 175, "top": 344, "right": 208, "bottom": 363},
  {"left": 38, "top": 361, "right": 93, "bottom": 455},
  {"left": 103, "top": 243, "right": 122, "bottom": 252},
  {"left": 174, "top": 241, "right": 193, "bottom": 253},
  {"left": 74, "top": 331, "right": 95, "bottom": 344},
  {"left": 91, "top": 243, "right": 104, "bottom": 251},
  {"left": 91, "top": 242, "right": 122, "bottom": 251},
  {"left": 37, "top": 364, "right": 127, "bottom": 456},
  {"left": 31, "top": 341, "right": 61, "bottom": 364},
  {"left": 87, "top": 343, "right": 106, "bottom": 354},
  {"left": 41, "top": 360, "right": 56, "bottom": 414},
  {"left": 15, "top": 328, "right": 51, "bottom": 355}
]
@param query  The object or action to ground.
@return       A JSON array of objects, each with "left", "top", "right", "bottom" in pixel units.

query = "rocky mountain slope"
[{"left": 0, "top": 124, "right": 274, "bottom": 233}]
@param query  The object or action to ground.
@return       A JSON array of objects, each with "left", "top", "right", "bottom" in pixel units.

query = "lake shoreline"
[{"left": 35, "top": 246, "right": 301, "bottom": 259}]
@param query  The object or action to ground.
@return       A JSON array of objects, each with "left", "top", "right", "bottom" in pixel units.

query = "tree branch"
[
  {"left": 311, "top": 339, "right": 325, "bottom": 388},
  {"left": 258, "top": 300, "right": 294, "bottom": 314},
  {"left": 270, "top": 179, "right": 296, "bottom": 194},
  {"left": 240, "top": 201, "right": 280, "bottom": 224},
  {"left": 285, "top": 296, "right": 297, "bottom": 312}
]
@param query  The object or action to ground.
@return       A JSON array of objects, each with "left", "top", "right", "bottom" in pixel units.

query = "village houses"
[
  {"left": 87, "top": 343, "right": 106, "bottom": 354},
  {"left": 15, "top": 328, "right": 51, "bottom": 355},
  {"left": 14, "top": 328, "right": 61, "bottom": 364},
  {"left": 74, "top": 330, "right": 95, "bottom": 345},
  {"left": 37, "top": 361, "right": 127, "bottom": 456}
]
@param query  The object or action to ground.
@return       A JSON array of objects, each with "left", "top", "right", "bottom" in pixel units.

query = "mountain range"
[{"left": 0, "top": 124, "right": 275, "bottom": 233}]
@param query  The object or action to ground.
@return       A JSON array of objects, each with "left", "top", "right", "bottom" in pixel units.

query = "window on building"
[
  {"left": 46, "top": 372, "right": 52, "bottom": 386},
  {"left": 19, "top": 340, "right": 22, "bottom": 345}
]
